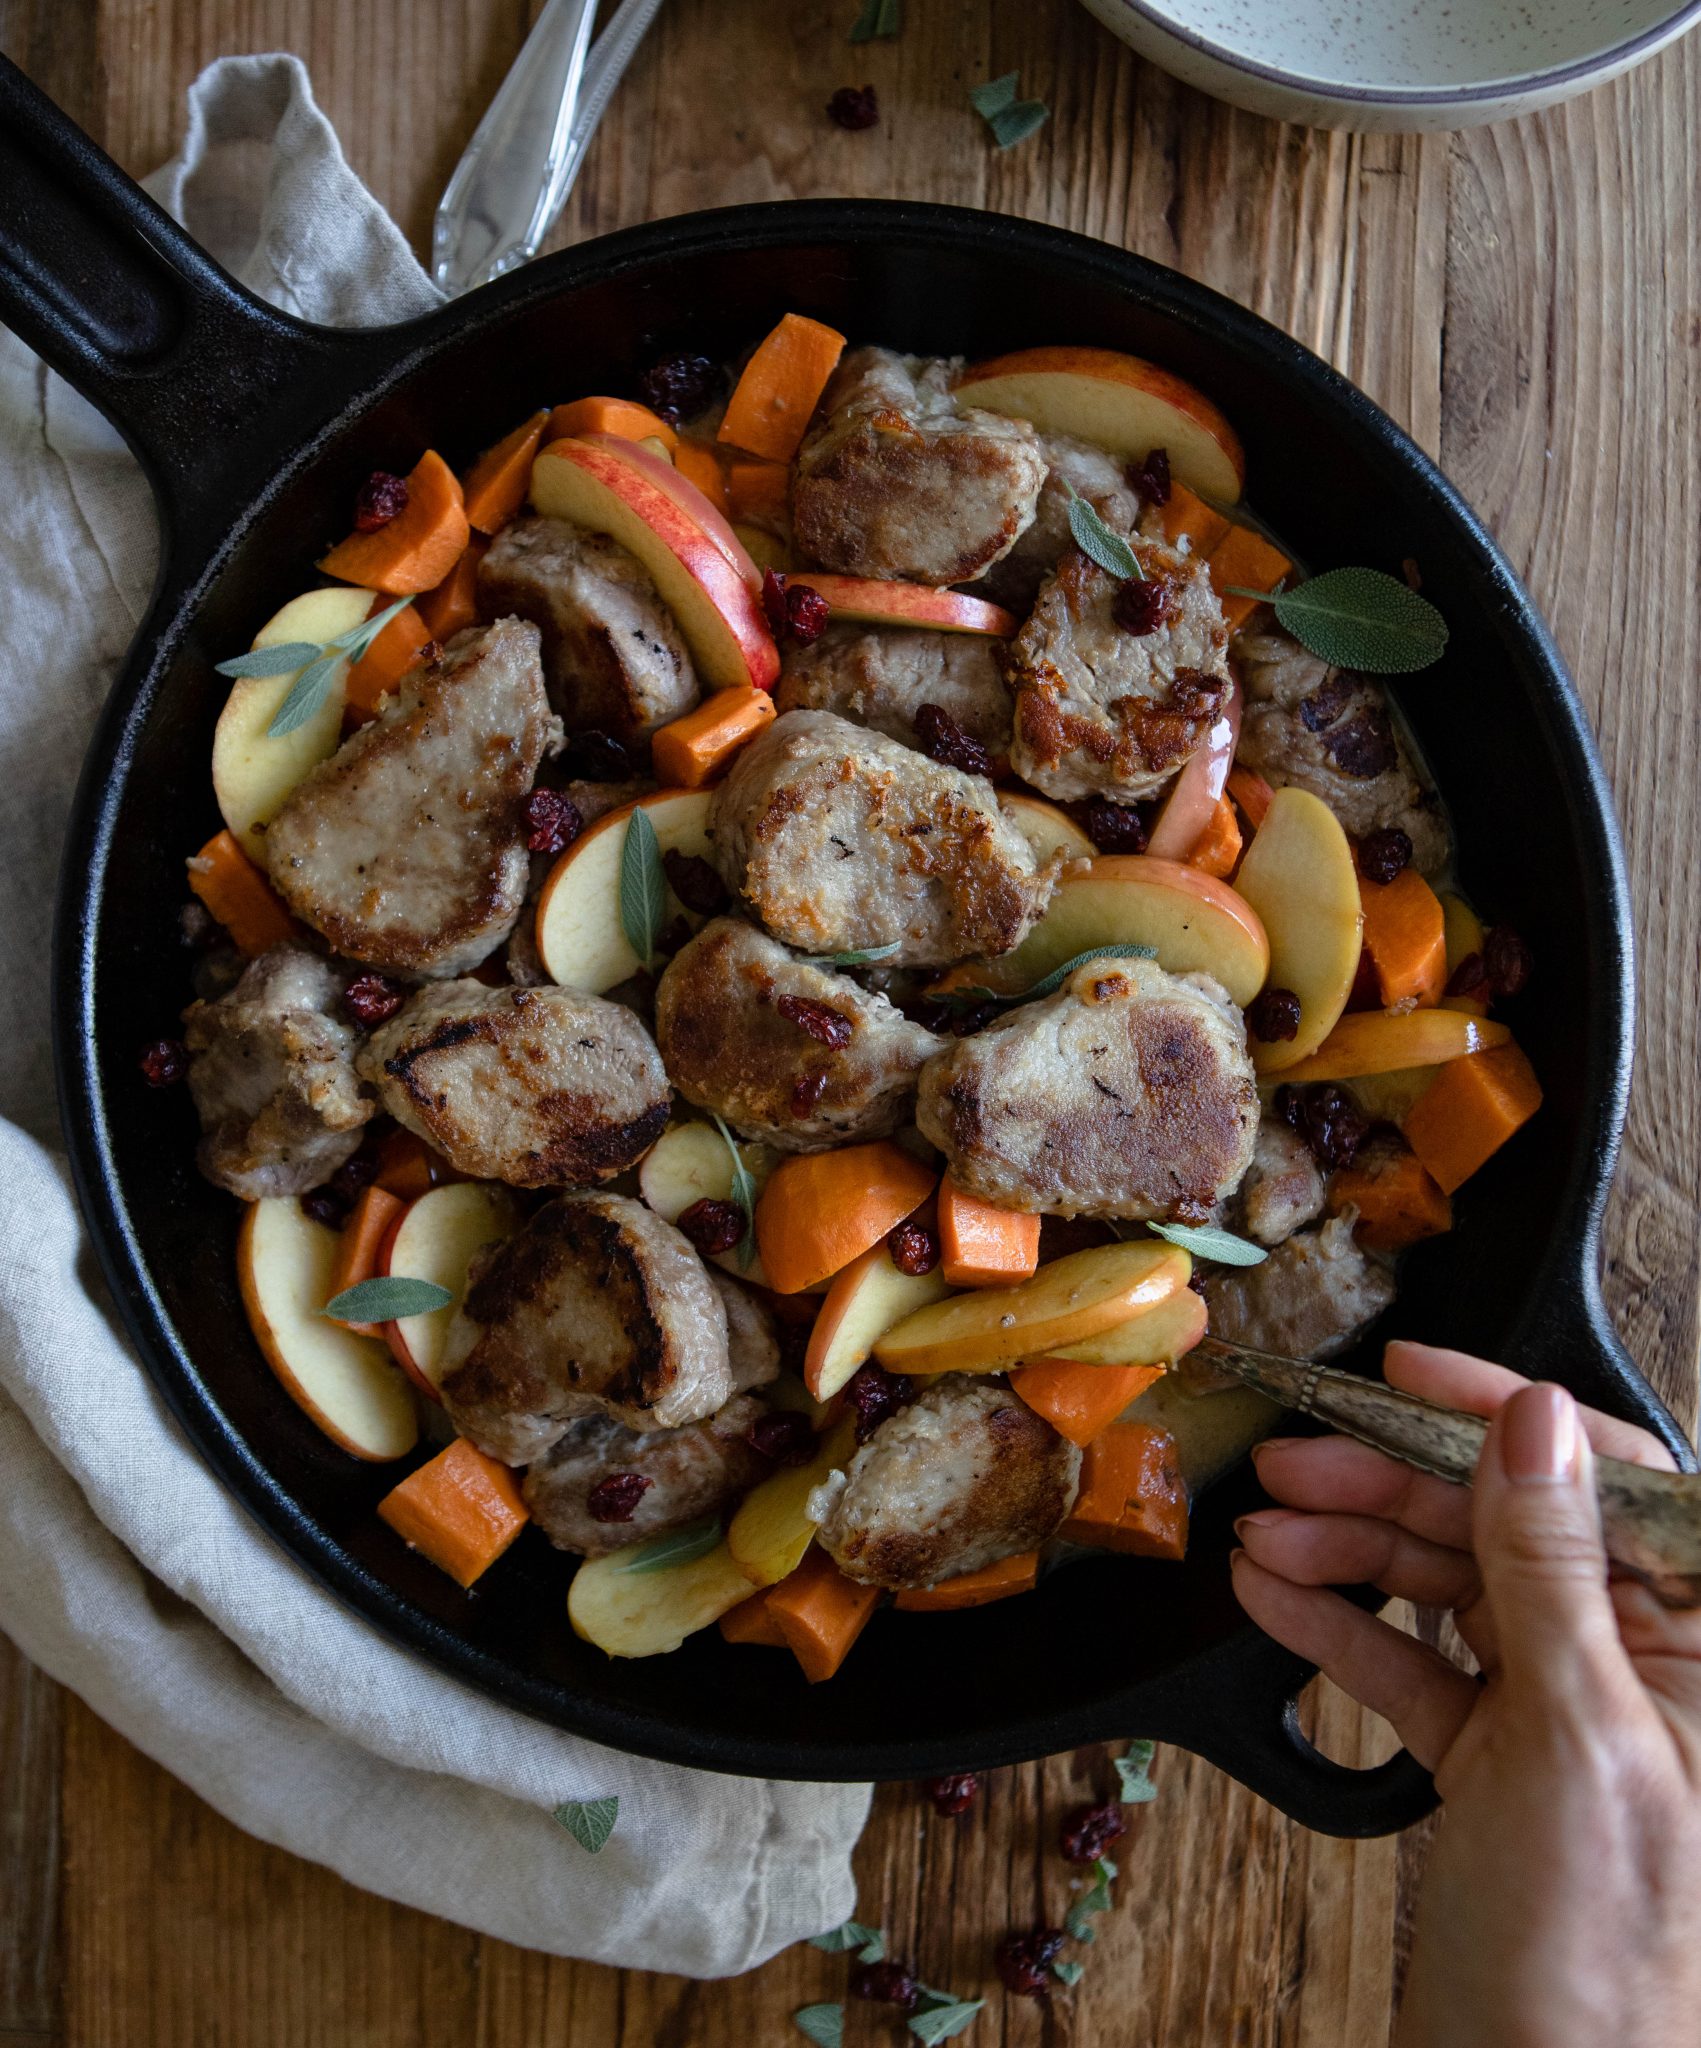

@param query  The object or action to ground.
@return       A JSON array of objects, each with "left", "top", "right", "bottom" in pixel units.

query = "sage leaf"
[
  {"left": 986, "top": 99, "right": 1049, "bottom": 149},
  {"left": 1065, "top": 484, "right": 1143, "bottom": 580},
  {"left": 1115, "top": 1739, "right": 1159, "bottom": 1804},
  {"left": 908, "top": 1998, "right": 984, "bottom": 2043},
  {"left": 1066, "top": 1855, "right": 1117, "bottom": 1942},
  {"left": 1148, "top": 1219, "right": 1268, "bottom": 1267},
  {"left": 1221, "top": 566, "right": 1447, "bottom": 675},
  {"left": 1013, "top": 943, "right": 1158, "bottom": 1005},
  {"left": 849, "top": 0, "right": 901, "bottom": 38},
  {"left": 619, "top": 806, "right": 668, "bottom": 965},
  {"left": 969, "top": 71, "right": 1018, "bottom": 116},
  {"left": 615, "top": 1513, "right": 721, "bottom": 1574},
  {"left": 215, "top": 641, "right": 320, "bottom": 679},
  {"left": 266, "top": 650, "right": 343, "bottom": 738},
  {"left": 802, "top": 942, "right": 903, "bottom": 968},
  {"left": 322, "top": 1276, "right": 453, "bottom": 1322},
  {"left": 335, "top": 592, "right": 418, "bottom": 661},
  {"left": 810, "top": 1919, "right": 884, "bottom": 1957},
  {"left": 553, "top": 1795, "right": 618, "bottom": 1854},
  {"left": 794, "top": 2007, "right": 844, "bottom": 2048},
  {"left": 1052, "top": 1960, "right": 1085, "bottom": 1986},
  {"left": 711, "top": 1113, "right": 758, "bottom": 1271}
]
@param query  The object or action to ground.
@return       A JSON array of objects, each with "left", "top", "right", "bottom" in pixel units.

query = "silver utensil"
[
  {"left": 1190, "top": 1336, "right": 1701, "bottom": 1609},
  {"left": 433, "top": 0, "right": 668, "bottom": 297}
]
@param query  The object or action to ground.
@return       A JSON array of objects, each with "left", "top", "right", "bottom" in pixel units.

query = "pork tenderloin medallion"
[
  {"left": 1224, "top": 1115, "right": 1327, "bottom": 1247},
  {"left": 182, "top": 945, "right": 372, "bottom": 1199},
  {"left": 916, "top": 955, "right": 1259, "bottom": 1219},
  {"left": 711, "top": 709, "right": 1059, "bottom": 969},
  {"left": 654, "top": 917, "right": 944, "bottom": 1151},
  {"left": 523, "top": 1391, "right": 770, "bottom": 1558},
  {"left": 1204, "top": 1213, "right": 1395, "bottom": 1360},
  {"left": 792, "top": 348, "right": 1046, "bottom": 586},
  {"left": 974, "top": 431, "right": 1143, "bottom": 613},
  {"left": 477, "top": 515, "right": 698, "bottom": 746},
  {"left": 357, "top": 979, "right": 669, "bottom": 1188},
  {"left": 439, "top": 1192, "right": 734, "bottom": 1459},
  {"left": 264, "top": 618, "right": 560, "bottom": 977},
  {"left": 1005, "top": 532, "right": 1233, "bottom": 802},
  {"left": 776, "top": 622, "right": 1014, "bottom": 758},
  {"left": 808, "top": 1374, "right": 1081, "bottom": 1590}
]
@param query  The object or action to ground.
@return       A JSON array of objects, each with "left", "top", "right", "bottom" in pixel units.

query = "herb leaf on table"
[
  {"left": 849, "top": 0, "right": 901, "bottom": 39},
  {"left": 969, "top": 72, "right": 1049, "bottom": 149},
  {"left": 552, "top": 1795, "right": 618, "bottom": 1853}
]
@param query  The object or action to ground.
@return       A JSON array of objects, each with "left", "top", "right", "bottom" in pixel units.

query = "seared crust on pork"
[
  {"left": 711, "top": 709, "right": 1059, "bottom": 968},
  {"left": 975, "top": 432, "right": 1143, "bottom": 613},
  {"left": 264, "top": 619, "right": 559, "bottom": 977},
  {"left": 776, "top": 622, "right": 1013, "bottom": 757},
  {"left": 793, "top": 349, "right": 1046, "bottom": 586},
  {"left": 440, "top": 1192, "right": 733, "bottom": 1458},
  {"left": 916, "top": 957, "right": 1259, "bottom": 1219},
  {"left": 654, "top": 917, "right": 943, "bottom": 1151},
  {"left": 810, "top": 1375, "right": 1081, "bottom": 1589},
  {"left": 357, "top": 979, "right": 669, "bottom": 1187}
]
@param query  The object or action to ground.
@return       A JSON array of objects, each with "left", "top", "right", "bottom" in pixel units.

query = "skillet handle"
[{"left": 0, "top": 55, "right": 358, "bottom": 554}]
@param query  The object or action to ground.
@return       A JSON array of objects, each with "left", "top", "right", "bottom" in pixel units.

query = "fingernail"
[
  {"left": 1251, "top": 1436, "right": 1306, "bottom": 1457},
  {"left": 1502, "top": 1383, "right": 1578, "bottom": 1483},
  {"left": 1235, "top": 1509, "right": 1294, "bottom": 1536}
]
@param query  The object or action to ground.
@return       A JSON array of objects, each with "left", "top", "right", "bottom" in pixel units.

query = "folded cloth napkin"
[{"left": 0, "top": 52, "right": 869, "bottom": 1974}]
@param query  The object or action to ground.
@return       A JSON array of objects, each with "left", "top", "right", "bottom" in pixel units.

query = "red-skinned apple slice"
[
  {"left": 953, "top": 346, "right": 1245, "bottom": 504},
  {"left": 786, "top": 574, "right": 1018, "bottom": 638},
  {"left": 577, "top": 431, "right": 764, "bottom": 597},
  {"left": 803, "top": 1236, "right": 954, "bottom": 1400},
  {"left": 530, "top": 439, "right": 778, "bottom": 691},
  {"left": 380, "top": 1181, "right": 521, "bottom": 1400},
  {"left": 237, "top": 1198, "right": 418, "bottom": 1460},
  {"left": 534, "top": 788, "right": 714, "bottom": 993},
  {"left": 1146, "top": 676, "right": 1244, "bottom": 861}
]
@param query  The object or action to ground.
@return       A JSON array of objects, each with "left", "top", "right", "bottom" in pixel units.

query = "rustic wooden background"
[{"left": 1, "top": 2, "right": 1696, "bottom": 2042}]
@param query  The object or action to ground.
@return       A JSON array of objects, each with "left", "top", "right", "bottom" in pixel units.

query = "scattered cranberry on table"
[
  {"left": 827, "top": 83, "right": 880, "bottom": 130},
  {"left": 354, "top": 470, "right": 408, "bottom": 531},
  {"left": 850, "top": 1958, "right": 920, "bottom": 2011},
  {"left": 925, "top": 1772, "right": 980, "bottom": 1818},
  {"left": 586, "top": 1472, "right": 652, "bottom": 1524},
  {"left": 137, "top": 1038, "right": 188, "bottom": 1087},
  {"left": 1060, "top": 1800, "right": 1127, "bottom": 1864},
  {"left": 994, "top": 1927, "right": 1067, "bottom": 1998}
]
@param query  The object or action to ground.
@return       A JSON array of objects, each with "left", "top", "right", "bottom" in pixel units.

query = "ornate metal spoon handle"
[{"left": 1193, "top": 1337, "right": 1701, "bottom": 1608}]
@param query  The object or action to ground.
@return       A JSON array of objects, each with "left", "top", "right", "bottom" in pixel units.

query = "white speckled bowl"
[{"left": 1079, "top": 0, "right": 1701, "bottom": 129}]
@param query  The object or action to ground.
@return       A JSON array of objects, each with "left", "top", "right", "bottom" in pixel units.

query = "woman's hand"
[{"left": 1231, "top": 1341, "right": 1701, "bottom": 2048}]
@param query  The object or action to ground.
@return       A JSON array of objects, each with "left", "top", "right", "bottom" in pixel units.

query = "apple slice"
[
  {"left": 1000, "top": 792, "right": 1095, "bottom": 867},
  {"left": 1145, "top": 675, "right": 1243, "bottom": 861},
  {"left": 568, "top": 1536, "right": 759, "bottom": 1657},
  {"left": 953, "top": 346, "right": 1245, "bottom": 504},
  {"left": 531, "top": 438, "right": 778, "bottom": 690},
  {"left": 786, "top": 574, "right": 1018, "bottom": 638},
  {"left": 726, "top": 1414, "right": 857, "bottom": 1586},
  {"left": 578, "top": 431, "right": 765, "bottom": 597},
  {"left": 212, "top": 586, "right": 373, "bottom": 861},
  {"left": 1028, "top": 1283, "right": 1207, "bottom": 1368},
  {"left": 380, "top": 1181, "right": 521, "bottom": 1399},
  {"left": 1231, "top": 787, "right": 1364, "bottom": 1072},
  {"left": 803, "top": 1238, "right": 953, "bottom": 1400},
  {"left": 533, "top": 788, "right": 714, "bottom": 993},
  {"left": 1267, "top": 1007, "right": 1510, "bottom": 1085},
  {"left": 637, "top": 1118, "right": 781, "bottom": 1288},
  {"left": 237, "top": 1197, "right": 418, "bottom": 1461}
]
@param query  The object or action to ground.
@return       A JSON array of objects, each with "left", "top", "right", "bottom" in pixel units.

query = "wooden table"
[{"left": 1, "top": 3, "right": 1696, "bottom": 2041}]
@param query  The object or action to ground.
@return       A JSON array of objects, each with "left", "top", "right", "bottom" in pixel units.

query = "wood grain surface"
[{"left": 0, "top": 3, "right": 1696, "bottom": 2042}]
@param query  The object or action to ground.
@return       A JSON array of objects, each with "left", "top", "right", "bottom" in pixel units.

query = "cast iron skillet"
[{"left": 6, "top": 55, "right": 1690, "bottom": 1837}]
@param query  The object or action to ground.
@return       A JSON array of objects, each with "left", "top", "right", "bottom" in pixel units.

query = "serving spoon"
[{"left": 1190, "top": 1336, "right": 1701, "bottom": 1609}]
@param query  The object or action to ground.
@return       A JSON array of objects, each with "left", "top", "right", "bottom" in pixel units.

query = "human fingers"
[
  {"left": 1229, "top": 1552, "right": 1480, "bottom": 1771},
  {"left": 1235, "top": 1507, "right": 1482, "bottom": 1611},
  {"left": 1384, "top": 1341, "right": 1678, "bottom": 1473},
  {"left": 1252, "top": 1434, "right": 1475, "bottom": 1552}
]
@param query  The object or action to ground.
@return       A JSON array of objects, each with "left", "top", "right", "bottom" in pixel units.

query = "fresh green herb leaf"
[
  {"left": 1221, "top": 566, "right": 1447, "bottom": 675},
  {"left": 710, "top": 1113, "right": 758, "bottom": 1271},
  {"left": 1012, "top": 943, "right": 1158, "bottom": 1004},
  {"left": 1065, "top": 483, "right": 1143, "bottom": 580},
  {"left": 987, "top": 99, "right": 1049, "bottom": 149},
  {"left": 1052, "top": 1960, "right": 1085, "bottom": 1986},
  {"left": 810, "top": 1919, "right": 883, "bottom": 1956},
  {"left": 616, "top": 1513, "right": 721, "bottom": 1574},
  {"left": 1065, "top": 1905, "right": 1098, "bottom": 1943},
  {"left": 215, "top": 641, "right": 321, "bottom": 680},
  {"left": 266, "top": 650, "right": 344, "bottom": 738},
  {"left": 1148, "top": 1220, "right": 1269, "bottom": 1267},
  {"left": 908, "top": 1998, "right": 985, "bottom": 2043},
  {"left": 802, "top": 942, "right": 904, "bottom": 968},
  {"left": 794, "top": 2005, "right": 844, "bottom": 2048},
  {"left": 857, "top": 1929, "right": 886, "bottom": 1962},
  {"left": 849, "top": 0, "right": 901, "bottom": 39},
  {"left": 1066, "top": 1855, "right": 1118, "bottom": 1942},
  {"left": 553, "top": 1795, "right": 618, "bottom": 1853},
  {"left": 322, "top": 1276, "right": 453, "bottom": 1322},
  {"left": 619, "top": 806, "right": 668, "bottom": 965},
  {"left": 969, "top": 71, "right": 1019, "bottom": 116},
  {"left": 1115, "top": 1739, "right": 1158, "bottom": 1803},
  {"left": 335, "top": 592, "right": 416, "bottom": 661}
]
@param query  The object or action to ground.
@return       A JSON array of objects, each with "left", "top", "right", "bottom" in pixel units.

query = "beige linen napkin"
[{"left": 0, "top": 52, "right": 869, "bottom": 1974}]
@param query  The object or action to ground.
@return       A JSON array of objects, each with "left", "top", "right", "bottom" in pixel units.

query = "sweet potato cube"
[
  {"left": 379, "top": 1438, "right": 528, "bottom": 1588},
  {"left": 1061, "top": 1422, "right": 1189, "bottom": 1561}
]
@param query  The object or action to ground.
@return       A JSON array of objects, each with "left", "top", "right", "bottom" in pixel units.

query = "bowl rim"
[{"left": 1100, "top": 0, "right": 1701, "bottom": 105}]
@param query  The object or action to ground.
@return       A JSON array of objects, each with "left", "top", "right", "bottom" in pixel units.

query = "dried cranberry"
[
  {"left": 1445, "top": 951, "right": 1490, "bottom": 1001},
  {"left": 1482, "top": 925, "right": 1533, "bottom": 1000},
  {"left": 138, "top": 1038, "right": 188, "bottom": 1087},
  {"left": 994, "top": 1928, "right": 1066, "bottom": 1998},
  {"left": 844, "top": 1361, "right": 914, "bottom": 1444},
  {"left": 887, "top": 1219, "right": 939, "bottom": 1276},
  {"left": 300, "top": 1188, "right": 349, "bottom": 1229},
  {"left": 354, "top": 471, "right": 409, "bottom": 532},
  {"left": 1324, "top": 708, "right": 1397, "bottom": 779},
  {"left": 949, "top": 999, "right": 999, "bottom": 1038},
  {"left": 328, "top": 1154, "right": 379, "bottom": 1203},
  {"left": 1060, "top": 1801, "right": 1127, "bottom": 1865},
  {"left": 827, "top": 83, "right": 880, "bottom": 130},
  {"left": 746, "top": 1410, "right": 816, "bottom": 1466},
  {"left": 1081, "top": 796, "right": 1149, "bottom": 854},
  {"left": 776, "top": 993, "right": 853, "bottom": 1048},
  {"left": 925, "top": 1772, "right": 980, "bottom": 1818},
  {"left": 761, "top": 568, "right": 790, "bottom": 638},
  {"left": 635, "top": 352, "right": 721, "bottom": 426},
  {"left": 525, "top": 788, "right": 582, "bottom": 856},
  {"left": 915, "top": 702, "right": 992, "bottom": 777},
  {"left": 587, "top": 1473, "right": 653, "bottom": 1523},
  {"left": 791, "top": 1069, "right": 830, "bottom": 1116},
  {"left": 344, "top": 973, "right": 405, "bottom": 1026},
  {"left": 561, "top": 729, "right": 635, "bottom": 782},
  {"left": 1126, "top": 446, "right": 1171, "bottom": 506},
  {"left": 850, "top": 1959, "right": 919, "bottom": 2011},
  {"left": 662, "top": 849, "right": 729, "bottom": 916},
  {"left": 676, "top": 1198, "right": 745, "bottom": 1256},
  {"left": 1357, "top": 826, "right": 1413, "bottom": 886},
  {"left": 1276, "top": 1081, "right": 1369, "bottom": 1171},
  {"left": 1111, "top": 575, "right": 1175, "bottom": 637},
  {"left": 786, "top": 582, "right": 830, "bottom": 646},
  {"left": 1245, "top": 986, "right": 1302, "bottom": 1043},
  {"left": 656, "top": 914, "right": 693, "bottom": 958}
]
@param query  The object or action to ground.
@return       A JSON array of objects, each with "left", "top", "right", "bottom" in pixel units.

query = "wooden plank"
[{"left": 0, "top": 1637, "right": 61, "bottom": 2043}]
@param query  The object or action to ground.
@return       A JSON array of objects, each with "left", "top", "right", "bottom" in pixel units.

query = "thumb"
[{"left": 1473, "top": 1382, "right": 1630, "bottom": 1714}]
